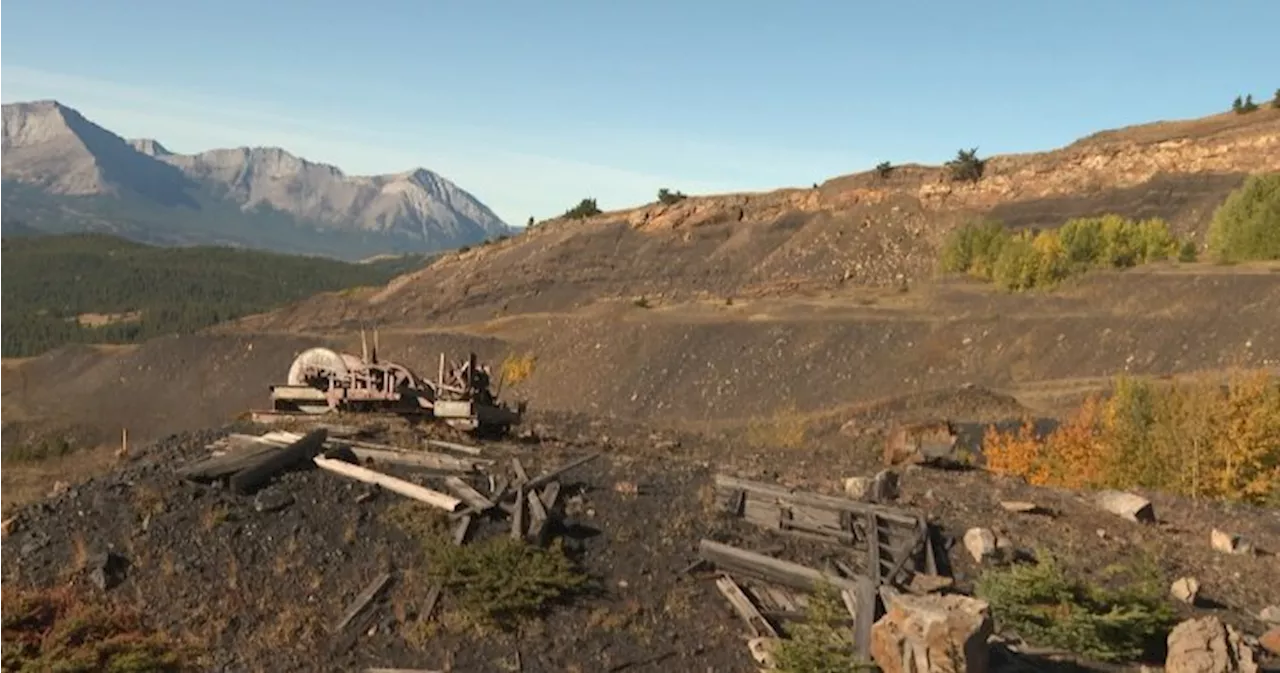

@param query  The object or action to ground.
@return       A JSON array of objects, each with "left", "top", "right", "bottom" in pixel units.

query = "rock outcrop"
[
  {"left": 870, "top": 589, "right": 994, "bottom": 673},
  {"left": 1165, "top": 616, "right": 1259, "bottom": 673}
]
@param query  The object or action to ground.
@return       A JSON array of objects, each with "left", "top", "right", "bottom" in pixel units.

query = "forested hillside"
[{"left": 1, "top": 232, "right": 431, "bottom": 357}]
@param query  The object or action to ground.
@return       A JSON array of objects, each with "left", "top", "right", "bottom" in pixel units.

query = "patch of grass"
[
  {"left": 975, "top": 553, "right": 1176, "bottom": 663},
  {"left": 746, "top": 404, "right": 809, "bottom": 450},
  {"left": 426, "top": 536, "right": 590, "bottom": 630},
  {"left": 941, "top": 214, "right": 1189, "bottom": 291},
  {"left": 984, "top": 369, "right": 1280, "bottom": 504},
  {"left": 1, "top": 585, "right": 192, "bottom": 672},
  {"left": 774, "top": 583, "right": 874, "bottom": 673},
  {"left": 1, "top": 435, "right": 80, "bottom": 463}
]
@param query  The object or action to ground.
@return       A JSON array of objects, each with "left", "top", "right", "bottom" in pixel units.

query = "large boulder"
[
  {"left": 1165, "top": 616, "right": 1258, "bottom": 673},
  {"left": 870, "top": 588, "right": 993, "bottom": 673},
  {"left": 884, "top": 420, "right": 962, "bottom": 468}
]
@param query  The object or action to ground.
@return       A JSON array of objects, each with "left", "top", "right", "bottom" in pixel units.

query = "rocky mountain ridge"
[{"left": 1, "top": 100, "right": 513, "bottom": 258}]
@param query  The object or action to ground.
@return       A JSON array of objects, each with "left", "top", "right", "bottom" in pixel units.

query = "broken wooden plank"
[
  {"left": 525, "top": 452, "right": 602, "bottom": 491},
  {"left": 854, "top": 576, "right": 876, "bottom": 659},
  {"left": 510, "top": 485, "right": 526, "bottom": 540},
  {"left": 425, "top": 438, "right": 483, "bottom": 456},
  {"left": 228, "top": 429, "right": 329, "bottom": 495},
  {"left": 698, "top": 539, "right": 863, "bottom": 594},
  {"left": 178, "top": 438, "right": 283, "bottom": 483},
  {"left": 422, "top": 583, "right": 443, "bottom": 621},
  {"left": 443, "top": 476, "right": 496, "bottom": 511},
  {"left": 511, "top": 458, "right": 530, "bottom": 485},
  {"left": 539, "top": 481, "right": 562, "bottom": 511},
  {"left": 364, "top": 668, "right": 444, "bottom": 673},
  {"left": 714, "top": 574, "right": 779, "bottom": 638},
  {"left": 312, "top": 456, "right": 461, "bottom": 511},
  {"left": 714, "top": 474, "right": 921, "bottom": 528},
  {"left": 525, "top": 489, "right": 549, "bottom": 544},
  {"left": 349, "top": 447, "right": 480, "bottom": 473},
  {"left": 453, "top": 515, "right": 472, "bottom": 545},
  {"left": 333, "top": 572, "right": 393, "bottom": 633}
]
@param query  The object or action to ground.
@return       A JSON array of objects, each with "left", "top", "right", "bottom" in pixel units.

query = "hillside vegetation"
[{"left": 1, "top": 233, "right": 430, "bottom": 357}]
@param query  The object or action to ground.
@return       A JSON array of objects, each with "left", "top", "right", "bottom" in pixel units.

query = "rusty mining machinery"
[{"left": 265, "top": 329, "right": 522, "bottom": 433}]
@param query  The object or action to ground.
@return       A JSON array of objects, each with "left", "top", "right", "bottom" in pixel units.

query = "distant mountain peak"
[
  {"left": 129, "top": 138, "right": 172, "bottom": 157},
  {"left": 1, "top": 99, "right": 514, "bottom": 259}
]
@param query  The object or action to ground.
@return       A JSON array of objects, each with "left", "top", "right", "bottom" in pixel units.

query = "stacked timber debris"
[
  {"left": 696, "top": 474, "right": 954, "bottom": 665},
  {"left": 176, "top": 428, "right": 601, "bottom": 664}
]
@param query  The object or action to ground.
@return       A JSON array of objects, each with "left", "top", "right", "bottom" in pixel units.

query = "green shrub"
[
  {"left": 563, "top": 198, "right": 602, "bottom": 219},
  {"left": 657, "top": 188, "right": 687, "bottom": 205},
  {"left": 942, "top": 215, "right": 1188, "bottom": 291},
  {"left": 976, "top": 553, "right": 1176, "bottom": 663},
  {"left": 875, "top": 161, "right": 894, "bottom": 179},
  {"left": 1206, "top": 173, "right": 1280, "bottom": 262},
  {"left": 426, "top": 537, "right": 589, "bottom": 629},
  {"left": 947, "top": 148, "right": 986, "bottom": 183},
  {"left": 940, "top": 220, "right": 1011, "bottom": 278},
  {"left": 774, "top": 583, "right": 873, "bottom": 673}
]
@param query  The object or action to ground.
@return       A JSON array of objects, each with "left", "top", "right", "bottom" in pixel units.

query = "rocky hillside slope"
[
  {"left": 1, "top": 100, "right": 512, "bottom": 258},
  {"left": 232, "top": 106, "right": 1279, "bottom": 330}
]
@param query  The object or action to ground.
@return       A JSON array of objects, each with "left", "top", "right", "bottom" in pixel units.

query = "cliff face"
[
  {"left": 613, "top": 108, "right": 1280, "bottom": 233},
  {"left": 229, "top": 107, "right": 1280, "bottom": 332}
]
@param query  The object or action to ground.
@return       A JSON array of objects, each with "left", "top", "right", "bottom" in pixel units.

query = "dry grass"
[
  {"left": 1, "top": 585, "right": 191, "bottom": 671},
  {"left": 745, "top": 404, "right": 809, "bottom": 450}
]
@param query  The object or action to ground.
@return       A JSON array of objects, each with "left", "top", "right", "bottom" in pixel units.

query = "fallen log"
[
  {"left": 228, "top": 429, "right": 329, "bottom": 494},
  {"left": 333, "top": 572, "right": 393, "bottom": 633},
  {"left": 312, "top": 456, "right": 461, "bottom": 511},
  {"left": 525, "top": 452, "right": 602, "bottom": 490},
  {"left": 444, "top": 477, "right": 495, "bottom": 511}
]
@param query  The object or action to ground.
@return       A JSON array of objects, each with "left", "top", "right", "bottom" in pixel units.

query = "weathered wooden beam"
[
  {"left": 178, "top": 439, "right": 282, "bottom": 483},
  {"left": 525, "top": 452, "right": 602, "bottom": 491},
  {"left": 228, "top": 429, "right": 329, "bottom": 494},
  {"left": 510, "top": 485, "right": 526, "bottom": 540},
  {"left": 453, "top": 515, "right": 472, "bottom": 545},
  {"left": 526, "top": 489, "right": 549, "bottom": 544},
  {"left": 350, "top": 447, "right": 480, "bottom": 473},
  {"left": 511, "top": 458, "right": 530, "bottom": 485},
  {"left": 539, "top": 481, "right": 562, "bottom": 510},
  {"left": 333, "top": 572, "right": 393, "bottom": 633},
  {"left": 444, "top": 477, "right": 495, "bottom": 511},
  {"left": 714, "top": 574, "right": 779, "bottom": 638},
  {"left": 714, "top": 474, "right": 919, "bottom": 527},
  {"left": 312, "top": 456, "right": 461, "bottom": 511},
  {"left": 425, "top": 438, "right": 483, "bottom": 456},
  {"left": 697, "top": 539, "right": 862, "bottom": 594}
]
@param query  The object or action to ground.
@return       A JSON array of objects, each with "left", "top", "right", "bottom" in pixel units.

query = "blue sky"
[{"left": 3, "top": 0, "right": 1276, "bottom": 227}]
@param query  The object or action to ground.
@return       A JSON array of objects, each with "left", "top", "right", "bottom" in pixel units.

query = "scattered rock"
[
  {"left": 87, "top": 550, "right": 131, "bottom": 592},
  {"left": 253, "top": 489, "right": 295, "bottom": 513},
  {"left": 747, "top": 636, "right": 779, "bottom": 668},
  {"left": 1171, "top": 577, "right": 1201, "bottom": 605},
  {"left": 962, "top": 527, "right": 998, "bottom": 564},
  {"left": 1259, "top": 627, "right": 1280, "bottom": 657},
  {"left": 1259, "top": 605, "right": 1280, "bottom": 625},
  {"left": 49, "top": 481, "right": 71, "bottom": 498},
  {"left": 1, "top": 517, "right": 15, "bottom": 538},
  {"left": 1095, "top": 490, "right": 1155, "bottom": 523},
  {"left": 1210, "top": 529, "right": 1252, "bottom": 556},
  {"left": 883, "top": 420, "right": 961, "bottom": 468},
  {"left": 1165, "top": 616, "right": 1259, "bottom": 673},
  {"left": 998, "top": 500, "right": 1041, "bottom": 514},
  {"left": 842, "top": 470, "right": 900, "bottom": 503},
  {"left": 907, "top": 574, "right": 955, "bottom": 595},
  {"left": 870, "top": 589, "right": 993, "bottom": 673}
]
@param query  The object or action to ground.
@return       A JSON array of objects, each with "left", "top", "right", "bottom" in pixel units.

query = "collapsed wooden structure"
[
  {"left": 699, "top": 474, "right": 950, "bottom": 659},
  {"left": 177, "top": 427, "right": 601, "bottom": 657}
]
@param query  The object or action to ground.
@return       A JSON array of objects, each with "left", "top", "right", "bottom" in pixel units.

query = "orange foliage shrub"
[{"left": 982, "top": 369, "right": 1280, "bottom": 504}]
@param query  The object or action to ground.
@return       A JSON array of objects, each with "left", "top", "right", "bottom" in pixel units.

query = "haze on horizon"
[{"left": 2, "top": 0, "right": 1276, "bottom": 227}]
